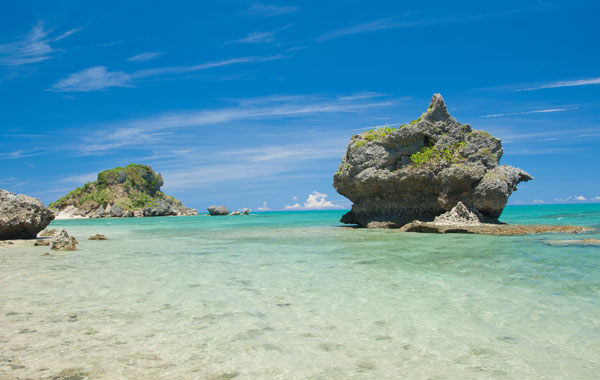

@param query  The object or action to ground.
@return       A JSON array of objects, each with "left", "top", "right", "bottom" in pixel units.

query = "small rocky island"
[
  {"left": 50, "top": 164, "right": 197, "bottom": 218},
  {"left": 333, "top": 94, "right": 591, "bottom": 235}
]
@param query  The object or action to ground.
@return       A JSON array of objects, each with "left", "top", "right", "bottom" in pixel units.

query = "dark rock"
[
  {"left": 109, "top": 205, "right": 123, "bottom": 217},
  {"left": 208, "top": 205, "right": 229, "bottom": 215},
  {"left": 333, "top": 94, "right": 533, "bottom": 227},
  {"left": 242, "top": 208, "right": 250, "bottom": 215},
  {"left": 143, "top": 199, "right": 174, "bottom": 216},
  {"left": 0, "top": 189, "right": 55, "bottom": 240},
  {"left": 88, "top": 234, "right": 108, "bottom": 240},
  {"left": 34, "top": 239, "right": 50, "bottom": 246},
  {"left": 51, "top": 229, "right": 77, "bottom": 251}
]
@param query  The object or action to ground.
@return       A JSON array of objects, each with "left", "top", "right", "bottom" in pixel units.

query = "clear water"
[{"left": 1, "top": 205, "right": 599, "bottom": 379}]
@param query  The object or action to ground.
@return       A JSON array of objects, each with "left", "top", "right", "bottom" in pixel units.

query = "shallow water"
[{"left": 1, "top": 205, "right": 599, "bottom": 379}]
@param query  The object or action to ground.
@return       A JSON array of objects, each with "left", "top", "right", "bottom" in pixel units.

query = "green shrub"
[{"left": 410, "top": 142, "right": 466, "bottom": 167}]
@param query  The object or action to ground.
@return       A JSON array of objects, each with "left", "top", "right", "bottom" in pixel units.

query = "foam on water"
[{"left": 1, "top": 205, "right": 600, "bottom": 379}]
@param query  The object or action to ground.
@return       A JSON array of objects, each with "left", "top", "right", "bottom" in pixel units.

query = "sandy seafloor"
[{"left": 1, "top": 204, "right": 599, "bottom": 379}]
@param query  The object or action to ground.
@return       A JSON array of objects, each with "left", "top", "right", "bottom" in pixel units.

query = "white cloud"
[
  {"left": 50, "top": 66, "right": 131, "bottom": 92},
  {"left": 517, "top": 77, "right": 600, "bottom": 91},
  {"left": 0, "top": 22, "right": 81, "bottom": 66},
  {"left": 481, "top": 107, "right": 579, "bottom": 118},
  {"left": 292, "top": 195, "right": 297, "bottom": 200},
  {"left": 243, "top": 3, "right": 298, "bottom": 17},
  {"left": 127, "top": 51, "right": 165, "bottom": 62},
  {"left": 257, "top": 201, "right": 272, "bottom": 211},
  {"left": 554, "top": 195, "right": 589, "bottom": 202},
  {"left": 532, "top": 199, "right": 545, "bottom": 204},
  {"left": 284, "top": 191, "right": 343, "bottom": 210},
  {"left": 595, "top": 196, "right": 600, "bottom": 201}
]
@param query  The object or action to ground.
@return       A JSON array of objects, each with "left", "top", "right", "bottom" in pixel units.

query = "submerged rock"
[
  {"left": 0, "top": 189, "right": 55, "bottom": 240},
  {"left": 34, "top": 239, "right": 50, "bottom": 246},
  {"left": 208, "top": 205, "right": 229, "bottom": 216},
  {"left": 51, "top": 229, "right": 78, "bottom": 251},
  {"left": 333, "top": 94, "right": 533, "bottom": 227},
  {"left": 88, "top": 234, "right": 108, "bottom": 240},
  {"left": 544, "top": 239, "right": 600, "bottom": 246},
  {"left": 38, "top": 228, "right": 57, "bottom": 237}
]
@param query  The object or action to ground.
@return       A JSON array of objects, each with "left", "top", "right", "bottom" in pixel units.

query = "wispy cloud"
[
  {"left": 516, "top": 77, "right": 600, "bottom": 91},
  {"left": 50, "top": 54, "right": 286, "bottom": 92},
  {"left": 243, "top": 3, "right": 298, "bottom": 17},
  {"left": 284, "top": 191, "right": 343, "bottom": 210},
  {"left": 315, "top": 8, "right": 536, "bottom": 42},
  {"left": 50, "top": 66, "right": 131, "bottom": 92},
  {"left": 481, "top": 107, "right": 579, "bottom": 118},
  {"left": 316, "top": 17, "right": 409, "bottom": 42},
  {"left": 0, "top": 22, "right": 82, "bottom": 66},
  {"left": 224, "top": 31, "right": 277, "bottom": 45},
  {"left": 127, "top": 51, "right": 165, "bottom": 62},
  {"left": 75, "top": 92, "right": 392, "bottom": 153}
]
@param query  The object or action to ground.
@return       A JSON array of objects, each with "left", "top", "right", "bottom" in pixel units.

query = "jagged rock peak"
[{"left": 423, "top": 93, "right": 451, "bottom": 122}]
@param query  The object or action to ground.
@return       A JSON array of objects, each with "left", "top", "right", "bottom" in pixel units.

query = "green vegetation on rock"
[
  {"left": 410, "top": 142, "right": 466, "bottom": 168},
  {"left": 49, "top": 164, "right": 176, "bottom": 212}
]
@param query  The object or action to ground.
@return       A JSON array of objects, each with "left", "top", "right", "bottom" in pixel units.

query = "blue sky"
[{"left": 1, "top": 0, "right": 599, "bottom": 211}]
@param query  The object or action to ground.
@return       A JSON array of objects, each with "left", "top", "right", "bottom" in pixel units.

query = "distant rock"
[
  {"left": 88, "top": 234, "right": 108, "bottom": 240},
  {"left": 242, "top": 208, "right": 250, "bottom": 215},
  {"left": 230, "top": 210, "right": 241, "bottom": 215},
  {"left": 144, "top": 199, "right": 173, "bottom": 216},
  {"left": 49, "top": 164, "right": 197, "bottom": 218},
  {"left": 208, "top": 205, "right": 229, "bottom": 215},
  {"left": 333, "top": 94, "right": 532, "bottom": 228},
  {"left": 110, "top": 205, "right": 123, "bottom": 217},
  {"left": 0, "top": 189, "right": 55, "bottom": 240},
  {"left": 51, "top": 229, "right": 77, "bottom": 251}
]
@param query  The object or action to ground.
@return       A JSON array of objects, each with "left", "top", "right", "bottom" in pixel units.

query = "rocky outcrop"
[
  {"left": 399, "top": 221, "right": 591, "bottom": 235},
  {"left": 208, "top": 205, "right": 229, "bottom": 215},
  {"left": 433, "top": 201, "right": 482, "bottom": 225},
  {"left": 51, "top": 229, "right": 77, "bottom": 251},
  {"left": 0, "top": 189, "right": 55, "bottom": 240},
  {"left": 50, "top": 164, "right": 197, "bottom": 218},
  {"left": 333, "top": 94, "right": 533, "bottom": 228}
]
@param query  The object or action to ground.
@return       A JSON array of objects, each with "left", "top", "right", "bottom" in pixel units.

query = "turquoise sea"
[{"left": 1, "top": 204, "right": 600, "bottom": 379}]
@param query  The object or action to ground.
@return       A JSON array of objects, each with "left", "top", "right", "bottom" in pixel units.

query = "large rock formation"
[
  {"left": 50, "top": 164, "right": 197, "bottom": 218},
  {"left": 0, "top": 189, "right": 55, "bottom": 240},
  {"left": 333, "top": 94, "right": 533, "bottom": 228}
]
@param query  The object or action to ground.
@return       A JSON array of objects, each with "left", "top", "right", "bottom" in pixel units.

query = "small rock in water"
[
  {"left": 51, "top": 229, "right": 77, "bottom": 251},
  {"left": 34, "top": 239, "right": 50, "bottom": 246},
  {"left": 88, "top": 234, "right": 108, "bottom": 240}
]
